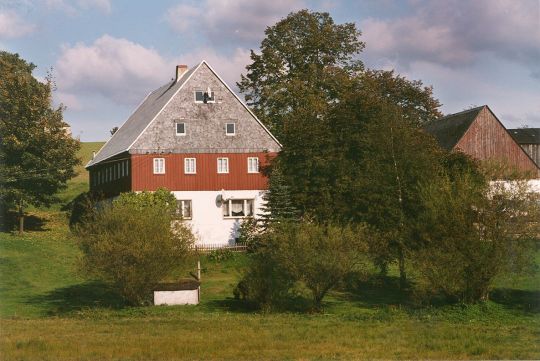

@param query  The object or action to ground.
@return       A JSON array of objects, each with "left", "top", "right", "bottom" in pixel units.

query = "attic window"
[
  {"left": 176, "top": 122, "right": 186, "bottom": 136},
  {"left": 226, "top": 123, "right": 236, "bottom": 136},
  {"left": 195, "top": 90, "right": 215, "bottom": 103}
]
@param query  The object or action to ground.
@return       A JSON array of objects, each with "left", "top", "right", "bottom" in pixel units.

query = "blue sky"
[{"left": 1, "top": 0, "right": 539, "bottom": 141}]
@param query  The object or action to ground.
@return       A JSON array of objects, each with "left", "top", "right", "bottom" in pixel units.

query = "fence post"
[{"left": 197, "top": 259, "right": 201, "bottom": 302}]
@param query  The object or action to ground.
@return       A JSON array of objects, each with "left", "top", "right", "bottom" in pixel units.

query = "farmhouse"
[
  {"left": 424, "top": 105, "right": 540, "bottom": 178},
  {"left": 86, "top": 61, "right": 281, "bottom": 246}
]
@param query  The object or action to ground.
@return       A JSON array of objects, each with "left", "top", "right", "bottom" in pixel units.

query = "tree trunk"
[
  {"left": 398, "top": 246, "right": 407, "bottom": 289},
  {"left": 18, "top": 200, "right": 24, "bottom": 234}
]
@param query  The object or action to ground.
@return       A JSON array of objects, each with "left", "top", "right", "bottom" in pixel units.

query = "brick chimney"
[{"left": 176, "top": 65, "right": 188, "bottom": 82}]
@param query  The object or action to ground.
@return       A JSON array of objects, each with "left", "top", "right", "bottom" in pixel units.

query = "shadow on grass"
[
  {"left": 1, "top": 211, "right": 47, "bottom": 233},
  {"left": 340, "top": 274, "right": 411, "bottom": 307},
  {"left": 490, "top": 288, "right": 540, "bottom": 313},
  {"left": 26, "top": 281, "right": 126, "bottom": 316}
]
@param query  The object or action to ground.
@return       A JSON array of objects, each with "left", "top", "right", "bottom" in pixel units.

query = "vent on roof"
[{"left": 176, "top": 65, "right": 188, "bottom": 82}]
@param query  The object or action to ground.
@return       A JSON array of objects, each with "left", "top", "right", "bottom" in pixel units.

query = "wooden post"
[{"left": 197, "top": 259, "right": 201, "bottom": 302}]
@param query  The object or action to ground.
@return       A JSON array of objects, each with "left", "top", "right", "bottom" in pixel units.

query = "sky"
[{"left": 1, "top": 0, "right": 539, "bottom": 141}]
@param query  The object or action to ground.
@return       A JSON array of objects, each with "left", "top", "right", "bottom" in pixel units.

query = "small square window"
[
  {"left": 176, "top": 122, "right": 186, "bottom": 136},
  {"left": 226, "top": 123, "right": 235, "bottom": 136},
  {"left": 176, "top": 200, "right": 192, "bottom": 219},
  {"left": 217, "top": 157, "right": 229, "bottom": 173},
  {"left": 195, "top": 90, "right": 215, "bottom": 103},
  {"left": 153, "top": 158, "right": 165, "bottom": 174},
  {"left": 184, "top": 158, "right": 196, "bottom": 174},
  {"left": 248, "top": 157, "right": 259, "bottom": 173}
]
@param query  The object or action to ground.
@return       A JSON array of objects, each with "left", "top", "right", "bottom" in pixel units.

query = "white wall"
[
  {"left": 154, "top": 289, "right": 199, "bottom": 305},
  {"left": 172, "top": 190, "right": 266, "bottom": 245}
]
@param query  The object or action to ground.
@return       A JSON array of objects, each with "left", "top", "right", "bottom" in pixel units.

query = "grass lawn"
[{"left": 0, "top": 142, "right": 539, "bottom": 360}]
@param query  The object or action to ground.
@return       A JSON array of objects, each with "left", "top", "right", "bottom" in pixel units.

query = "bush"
[
  {"left": 236, "top": 221, "right": 368, "bottom": 311},
  {"left": 65, "top": 191, "right": 105, "bottom": 229},
  {"left": 413, "top": 174, "right": 539, "bottom": 303},
  {"left": 75, "top": 190, "right": 195, "bottom": 305}
]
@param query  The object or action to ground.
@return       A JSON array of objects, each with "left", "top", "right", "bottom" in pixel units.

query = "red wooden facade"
[
  {"left": 89, "top": 152, "right": 276, "bottom": 196},
  {"left": 455, "top": 107, "right": 540, "bottom": 177},
  {"left": 131, "top": 152, "right": 276, "bottom": 191}
]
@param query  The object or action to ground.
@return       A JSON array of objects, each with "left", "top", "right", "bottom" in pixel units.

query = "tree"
[
  {"left": 413, "top": 172, "right": 539, "bottom": 303},
  {"left": 258, "top": 164, "right": 299, "bottom": 229},
  {"left": 76, "top": 189, "right": 194, "bottom": 305},
  {"left": 236, "top": 221, "right": 368, "bottom": 311},
  {"left": 238, "top": 9, "right": 364, "bottom": 141},
  {"left": 0, "top": 51, "right": 80, "bottom": 232}
]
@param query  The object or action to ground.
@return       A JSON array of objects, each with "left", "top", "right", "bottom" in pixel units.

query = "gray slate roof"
[
  {"left": 508, "top": 128, "right": 540, "bottom": 145},
  {"left": 423, "top": 106, "right": 484, "bottom": 150},
  {"left": 86, "top": 66, "right": 198, "bottom": 167}
]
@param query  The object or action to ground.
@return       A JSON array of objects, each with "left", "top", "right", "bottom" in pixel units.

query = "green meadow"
[{"left": 0, "top": 142, "right": 539, "bottom": 360}]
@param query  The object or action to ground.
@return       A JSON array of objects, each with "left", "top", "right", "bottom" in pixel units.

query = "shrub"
[
  {"left": 236, "top": 221, "right": 368, "bottom": 311},
  {"left": 65, "top": 191, "right": 105, "bottom": 229},
  {"left": 413, "top": 174, "right": 539, "bottom": 303},
  {"left": 207, "top": 248, "right": 235, "bottom": 262},
  {"left": 75, "top": 190, "right": 194, "bottom": 305}
]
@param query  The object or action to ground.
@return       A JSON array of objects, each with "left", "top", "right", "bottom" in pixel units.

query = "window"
[
  {"left": 217, "top": 157, "right": 229, "bottom": 173},
  {"left": 153, "top": 158, "right": 165, "bottom": 174},
  {"left": 176, "top": 122, "right": 186, "bottom": 136},
  {"left": 248, "top": 157, "right": 259, "bottom": 173},
  {"left": 226, "top": 123, "right": 235, "bottom": 136},
  {"left": 184, "top": 158, "right": 196, "bottom": 174},
  {"left": 176, "top": 200, "right": 192, "bottom": 219},
  {"left": 223, "top": 199, "right": 254, "bottom": 218},
  {"left": 195, "top": 90, "right": 215, "bottom": 103}
]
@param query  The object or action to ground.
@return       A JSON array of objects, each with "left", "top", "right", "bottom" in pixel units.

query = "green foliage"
[
  {"left": 0, "top": 51, "right": 80, "bottom": 225},
  {"left": 413, "top": 173, "right": 540, "bottom": 303},
  {"left": 258, "top": 165, "right": 299, "bottom": 229},
  {"left": 237, "top": 222, "right": 368, "bottom": 311},
  {"left": 75, "top": 190, "right": 194, "bottom": 305},
  {"left": 65, "top": 191, "right": 105, "bottom": 228},
  {"left": 113, "top": 188, "right": 178, "bottom": 215},
  {"left": 235, "top": 217, "right": 261, "bottom": 252},
  {"left": 238, "top": 9, "right": 364, "bottom": 140},
  {"left": 207, "top": 248, "right": 235, "bottom": 262}
]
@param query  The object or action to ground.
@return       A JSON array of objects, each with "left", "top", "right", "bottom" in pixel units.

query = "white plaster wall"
[
  {"left": 490, "top": 179, "right": 540, "bottom": 193},
  {"left": 154, "top": 289, "right": 199, "bottom": 305},
  {"left": 172, "top": 190, "right": 267, "bottom": 245}
]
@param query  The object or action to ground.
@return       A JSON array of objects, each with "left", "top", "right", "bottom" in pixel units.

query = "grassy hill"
[{"left": 0, "top": 142, "right": 539, "bottom": 359}]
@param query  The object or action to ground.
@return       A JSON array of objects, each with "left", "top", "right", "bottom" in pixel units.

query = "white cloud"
[
  {"left": 361, "top": 0, "right": 540, "bottom": 73},
  {"left": 165, "top": 0, "right": 305, "bottom": 45},
  {"left": 0, "top": 10, "right": 36, "bottom": 39},
  {"left": 55, "top": 35, "right": 174, "bottom": 106}
]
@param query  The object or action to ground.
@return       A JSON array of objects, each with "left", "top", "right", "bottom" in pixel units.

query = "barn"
[
  {"left": 508, "top": 128, "right": 540, "bottom": 168},
  {"left": 86, "top": 61, "right": 281, "bottom": 246},
  {"left": 424, "top": 105, "right": 540, "bottom": 178}
]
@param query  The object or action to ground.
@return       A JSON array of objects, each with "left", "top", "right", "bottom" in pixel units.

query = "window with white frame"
[
  {"left": 247, "top": 157, "right": 259, "bottom": 173},
  {"left": 226, "top": 123, "right": 235, "bottom": 136},
  {"left": 217, "top": 157, "right": 229, "bottom": 173},
  {"left": 176, "top": 200, "right": 192, "bottom": 219},
  {"left": 195, "top": 90, "right": 215, "bottom": 103},
  {"left": 176, "top": 122, "right": 186, "bottom": 136},
  {"left": 184, "top": 158, "right": 196, "bottom": 174},
  {"left": 223, "top": 199, "right": 254, "bottom": 218},
  {"left": 153, "top": 158, "right": 165, "bottom": 174}
]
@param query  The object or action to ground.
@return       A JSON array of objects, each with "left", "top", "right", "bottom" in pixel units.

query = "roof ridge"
[{"left": 438, "top": 105, "right": 486, "bottom": 120}]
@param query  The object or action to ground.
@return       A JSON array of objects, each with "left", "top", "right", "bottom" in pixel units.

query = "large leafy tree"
[
  {"left": 0, "top": 51, "right": 80, "bottom": 232},
  {"left": 238, "top": 9, "right": 364, "bottom": 141}
]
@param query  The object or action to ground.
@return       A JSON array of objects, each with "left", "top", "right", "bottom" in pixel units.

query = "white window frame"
[
  {"left": 184, "top": 157, "right": 196, "bottom": 174},
  {"left": 176, "top": 200, "right": 192, "bottom": 220},
  {"left": 153, "top": 158, "right": 165, "bottom": 174},
  {"left": 247, "top": 157, "right": 259, "bottom": 173},
  {"left": 223, "top": 198, "right": 254, "bottom": 218},
  {"left": 176, "top": 122, "right": 186, "bottom": 136},
  {"left": 194, "top": 90, "right": 215, "bottom": 103},
  {"left": 226, "top": 123, "right": 236, "bottom": 136},
  {"left": 217, "top": 157, "right": 229, "bottom": 174}
]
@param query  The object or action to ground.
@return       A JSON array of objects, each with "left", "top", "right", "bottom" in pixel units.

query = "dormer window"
[
  {"left": 226, "top": 123, "right": 236, "bottom": 136},
  {"left": 195, "top": 90, "right": 215, "bottom": 103},
  {"left": 176, "top": 122, "right": 186, "bottom": 136}
]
